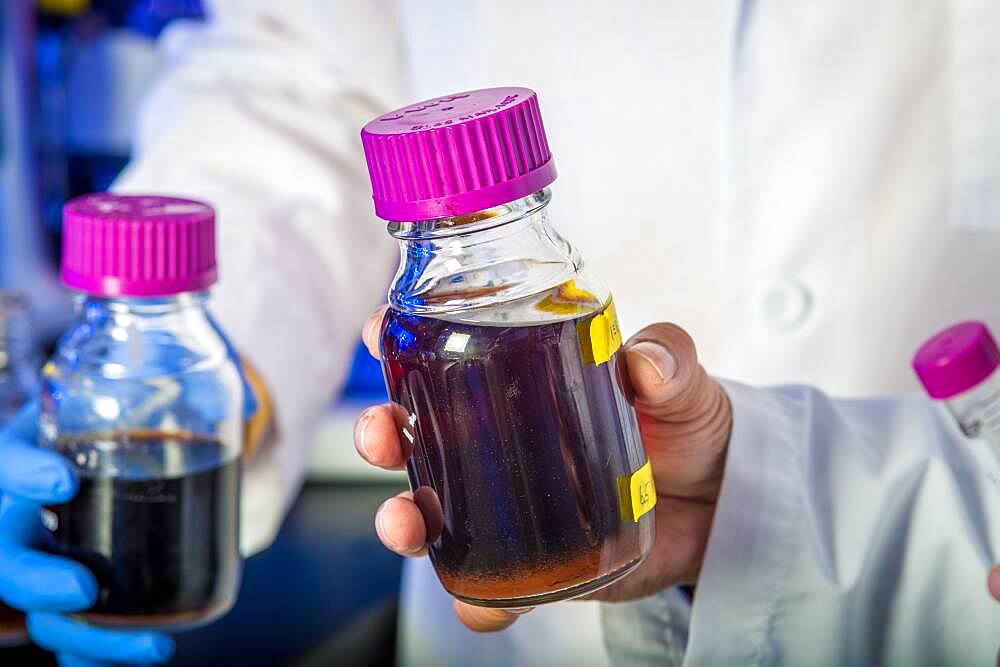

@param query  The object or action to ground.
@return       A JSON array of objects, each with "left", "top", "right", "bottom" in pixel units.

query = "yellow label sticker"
[
  {"left": 617, "top": 460, "right": 657, "bottom": 522},
  {"left": 578, "top": 298, "right": 623, "bottom": 366},
  {"left": 38, "top": 0, "right": 90, "bottom": 16},
  {"left": 535, "top": 280, "right": 603, "bottom": 317}
]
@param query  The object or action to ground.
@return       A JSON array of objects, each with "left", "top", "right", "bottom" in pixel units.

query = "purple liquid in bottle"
[
  {"left": 47, "top": 433, "right": 240, "bottom": 628},
  {"left": 382, "top": 299, "right": 652, "bottom": 606}
]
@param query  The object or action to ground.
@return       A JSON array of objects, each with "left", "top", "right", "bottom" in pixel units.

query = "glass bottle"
[
  {"left": 361, "top": 87, "right": 655, "bottom": 607},
  {"left": 40, "top": 194, "right": 243, "bottom": 629},
  {"left": 0, "top": 291, "right": 39, "bottom": 646},
  {"left": 914, "top": 321, "right": 1000, "bottom": 464}
]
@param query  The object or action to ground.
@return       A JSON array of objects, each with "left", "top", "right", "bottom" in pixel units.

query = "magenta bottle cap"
[
  {"left": 360, "top": 87, "right": 557, "bottom": 222},
  {"left": 62, "top": 194, "right": 218, "bottom": 297},
  {"left": 912, "top": 321, "right": 1000, "bottom": 399}
]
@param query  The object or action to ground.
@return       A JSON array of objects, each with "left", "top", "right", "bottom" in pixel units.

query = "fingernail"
[
  {"left": 50, "top": 470, "right": 76, "bottom": 500},
  {"left": 627, "top": 341, "right": 677, "bottom": 384},
  {"left": 57, "top": 568, "right": 97, "bottom": 608},
  {"left": 147, "top": 634, "right": 176, "bottom": 662},
  {"left": 374, "top": 502, "right": 389, "bottom": 544},
  {"left": 988, "top": 568, "right": 1000, "bottom": 599},
  {"left": 354, "top": 409, "right": 375, "bottom": 460},
  {"left": 375, "top": 499, "right": 422, "bottom": 556},
  {"left": 75, "top": 573, "right": 97, "bottom": 605},
  {"left": 26, "top": 463, "right": 75, "bottom": 500},
  {"left": 363, "top": 309, "right": 385, "bottom": 344},
  {"left": 508, "top": 606, "right": 535, "bottom": 615}
]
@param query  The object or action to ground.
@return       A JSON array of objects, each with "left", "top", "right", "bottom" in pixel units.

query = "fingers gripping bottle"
[
  {"left": 914, "top": 321, "right": 1000, "bottom": 470},
  {"left": 40, "top": 194, "right": 244, "bottom": 629},
  {"left": 361, "top": 87, "right": 655, "bottom": 607}
]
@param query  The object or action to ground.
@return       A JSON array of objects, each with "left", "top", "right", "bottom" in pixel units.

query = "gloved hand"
[
  {"left": 0, "top": 401, "right": 174, "bottom": 665},
  {"left": 354, "top": 309, "right": 733, "bottom": 632},
  {"left": 0, "top": 356, "right": 264, "bottom": 666}
]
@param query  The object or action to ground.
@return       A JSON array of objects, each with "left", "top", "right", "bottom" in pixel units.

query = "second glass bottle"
[{"left": 40, "top": 194, "right": 244, "bottom": 629}]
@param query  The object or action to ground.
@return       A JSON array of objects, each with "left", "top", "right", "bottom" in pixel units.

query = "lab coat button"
[{"left": 759, "top": 279, "right": 811, "bottom": 330}]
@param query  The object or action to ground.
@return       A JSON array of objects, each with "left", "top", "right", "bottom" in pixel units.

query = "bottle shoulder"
[
  {"left": 389, "top": 202, "right": 611, "bottom": 321},
  {"left": 46, "top": 305, "right": 237, "bottom": 380},
  {"left": 39, "top": 304, "right": 244, "bottom": 444}
]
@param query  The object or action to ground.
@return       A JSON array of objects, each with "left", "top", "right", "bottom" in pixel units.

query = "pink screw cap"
[
  {"left": 62, "top": 194, "right": 218, "bottom": 297},
  {"left": 913, "top": 321, "right": 1000, "bottom": 399},
  {"left": 361, "top": 87, "right": 557, "bottom": 222}
]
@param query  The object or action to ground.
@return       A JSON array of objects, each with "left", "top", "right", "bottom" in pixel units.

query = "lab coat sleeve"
[
  {"left": 602, "top": 380, "right": 1000, "bottom": 666},
  {"left": 111, "top": 2, "right": 407, "bottom": 556}
]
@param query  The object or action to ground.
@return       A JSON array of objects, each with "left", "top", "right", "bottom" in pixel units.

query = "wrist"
[{"left": 240, "top": 357, "right": 273, "bottom": 460}]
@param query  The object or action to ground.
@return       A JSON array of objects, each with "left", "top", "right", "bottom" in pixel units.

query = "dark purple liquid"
[
  {"left": 48, "top": 435, "right": 240, "bottom": 627},
  {"left": 382, "top": 306, "right": 652, "bottom": 605}
]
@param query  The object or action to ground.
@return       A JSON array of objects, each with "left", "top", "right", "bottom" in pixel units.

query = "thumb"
[
  {"left": 626, "top": 323, "right": 716, "bottom": 423},
  {"left": 623, "top": 323, "right": 731, "bottom": 501},
  {"left": 988, "top": 564, "right": 1000, "bottom": 602}
]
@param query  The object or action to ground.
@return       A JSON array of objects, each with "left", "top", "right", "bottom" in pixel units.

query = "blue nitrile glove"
[
  {"left": 0, "top": 401, "right": 175, "bottom": 665},
  {"left": 0, "top": 402, "right": 175, "bottom": 665},
  {"left": 0, "top": 384, "right": 257, "bottom": 666}
]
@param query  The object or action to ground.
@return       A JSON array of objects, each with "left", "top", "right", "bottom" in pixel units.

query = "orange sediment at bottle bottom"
[{"left": 435, "top": 544, "right": 614, "bottom": 601}]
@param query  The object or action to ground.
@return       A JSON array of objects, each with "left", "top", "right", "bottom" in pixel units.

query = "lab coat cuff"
[
  {"left": 600, "top": 587, "right": 693, "bottom": 667},
  {"left": 683, "top": 379, "right": 803, "bottom": 665}
]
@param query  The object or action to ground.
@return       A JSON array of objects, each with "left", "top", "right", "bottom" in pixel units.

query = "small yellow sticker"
[
  {"left": 535, "top": 280, "right": 603, "bottom": 317},
  {"left": 578, "top": 299, "right": 623, "bottom": 366},
  {"left": 617, "top": 460, "right": 657, "bottom": 522}
]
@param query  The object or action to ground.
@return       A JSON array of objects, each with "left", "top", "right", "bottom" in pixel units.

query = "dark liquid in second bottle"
[
  {"left": 47, "top": 434, "right": 240, "bottom": 628},
  {"left": 382, "top": 301, "right": 651, "bottom": 606}
]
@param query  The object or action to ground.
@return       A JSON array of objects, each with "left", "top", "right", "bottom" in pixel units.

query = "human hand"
[
  {"left": 0, "top": 402, "right": 174, "bottom": 665},
  {"left": 236, "top": 355, "right": 272, "bottom": 459},
  {"left": 214, "top": 323, "right": 270, "bottom": 458},
  {"left": 354, "top": 308, "right": 732, "bottom": 631}
]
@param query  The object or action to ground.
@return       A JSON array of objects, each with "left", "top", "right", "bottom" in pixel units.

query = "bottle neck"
[
  {"left": 388, "top": 190, "right": 552, "bottom": 240},
  {"left": 76, "top": 291, "right": 210, "bottom": 317}
]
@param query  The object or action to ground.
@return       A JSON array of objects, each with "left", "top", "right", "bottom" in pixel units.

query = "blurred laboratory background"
[{"left": 0, "top": 1, "right": 404, "bottom": 664}]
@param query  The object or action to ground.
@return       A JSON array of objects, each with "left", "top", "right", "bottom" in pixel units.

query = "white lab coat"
[
  {"left": 112, "top": 1, "right": 407, "bottom": 554},
  {"left": 113, "top": 0, "right": 1000, "bottom": 664},
  {"left": 604, "top": 381, "right": 1000, "bottom": 666}
]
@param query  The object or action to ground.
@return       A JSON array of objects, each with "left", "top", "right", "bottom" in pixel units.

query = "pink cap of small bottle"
[
  {"left": 360, "top": 87, "right": 557, "bottom": 221},
  {"left": 912, "top": 321, "right": 1000, "bottom": 399},
  {"left": 62, "top": 194, "right": 218, "bottom": 297}
]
